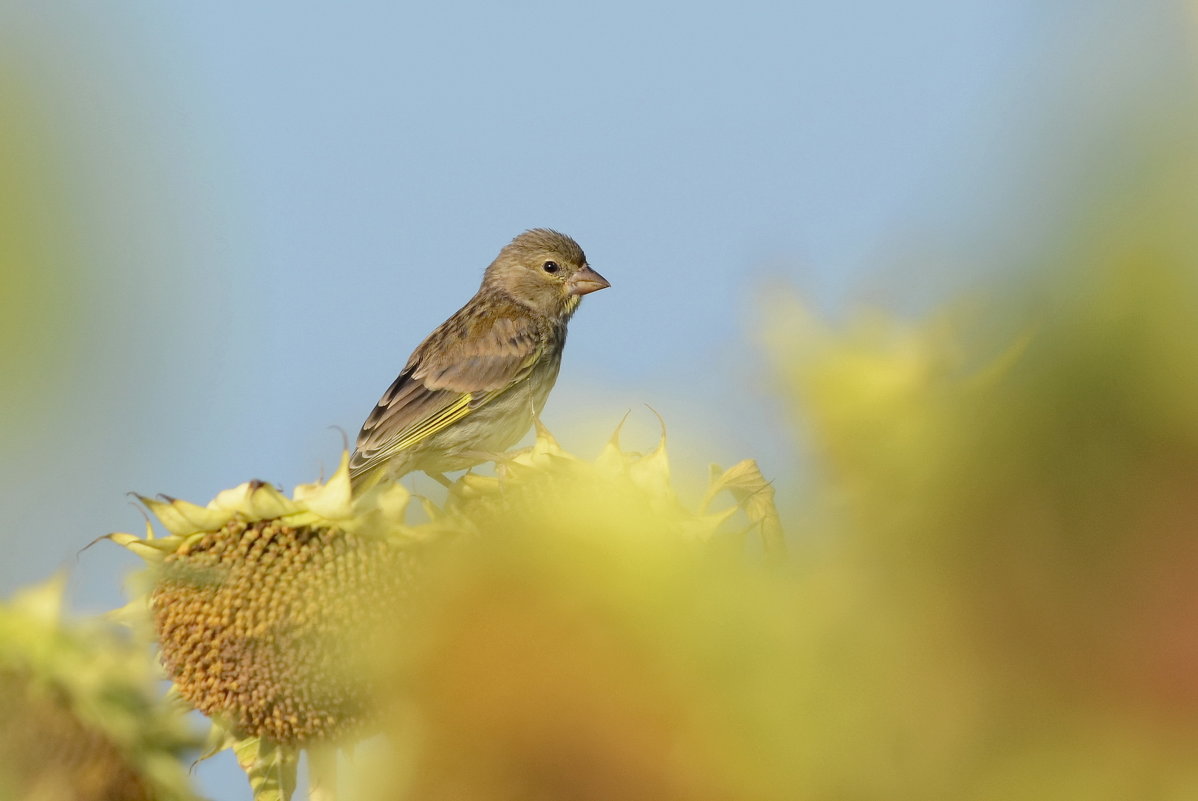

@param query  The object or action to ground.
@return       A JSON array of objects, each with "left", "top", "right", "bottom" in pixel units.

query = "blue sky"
[{"left": 1, "top": 1, "right": 1190, "bottom": 797}]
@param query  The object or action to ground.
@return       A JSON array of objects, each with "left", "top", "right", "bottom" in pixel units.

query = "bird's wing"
[{"left": 349, "top": 311, "right": 545, "bottom": 478}]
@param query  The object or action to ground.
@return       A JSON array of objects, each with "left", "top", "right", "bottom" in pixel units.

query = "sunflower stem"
[{"left": 308, "top": 747, "right": 338, "bottom": 801}]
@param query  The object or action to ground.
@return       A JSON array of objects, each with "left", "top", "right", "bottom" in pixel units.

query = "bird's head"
[{"left": 484, "top": 229, "right": 610, "bottom": 317}]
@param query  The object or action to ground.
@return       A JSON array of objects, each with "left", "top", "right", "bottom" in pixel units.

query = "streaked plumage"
[{"left": 349, "top": 229, "right": 609, "bottom": 491}]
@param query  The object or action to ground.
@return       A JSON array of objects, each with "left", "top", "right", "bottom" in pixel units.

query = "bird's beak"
[{"left": 566, "top": 264, "right": 611, "bottom": 296}]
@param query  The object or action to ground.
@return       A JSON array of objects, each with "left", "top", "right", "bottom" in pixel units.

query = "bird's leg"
[
  {"left": 457, "top": 449, "right": 519, "bottom": 485},
  {"left": 424, "top": 471, "right": 454, "bottom": 489}
]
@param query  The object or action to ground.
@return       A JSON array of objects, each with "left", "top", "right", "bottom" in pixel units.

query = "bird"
[{"left": 348, "top": 229, "right": 610, "bottom": 492}]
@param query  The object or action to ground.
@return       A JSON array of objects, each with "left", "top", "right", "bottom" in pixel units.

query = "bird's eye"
[{"left": 542, "top": 261, "right": 560, "bottom": 274}]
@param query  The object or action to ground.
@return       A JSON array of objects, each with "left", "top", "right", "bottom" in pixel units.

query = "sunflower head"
[{"left": 113, "top": 456, "right": 431, "bottom": 754}]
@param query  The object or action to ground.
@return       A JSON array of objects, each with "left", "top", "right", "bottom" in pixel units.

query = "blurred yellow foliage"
[{"left": 0, "top": 577, "right": 198, "bottom": 801}]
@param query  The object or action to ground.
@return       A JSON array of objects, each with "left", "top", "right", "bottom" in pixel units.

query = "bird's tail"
[{"left": 348, "top": 458, "right": 386, "bottom": 496}]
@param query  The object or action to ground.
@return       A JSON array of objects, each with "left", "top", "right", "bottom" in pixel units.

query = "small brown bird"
[{"left": 349, "top": 229, "right": 609, "bottom": 491}]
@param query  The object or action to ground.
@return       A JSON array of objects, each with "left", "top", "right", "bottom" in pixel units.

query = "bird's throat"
[{"left": 562, "top": 294, "right": 581, "bottom": 318}]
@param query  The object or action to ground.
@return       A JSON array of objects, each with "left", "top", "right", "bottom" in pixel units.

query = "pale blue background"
[{"left": 1, "top": 1, "right": 1190, "bottom": 797}]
